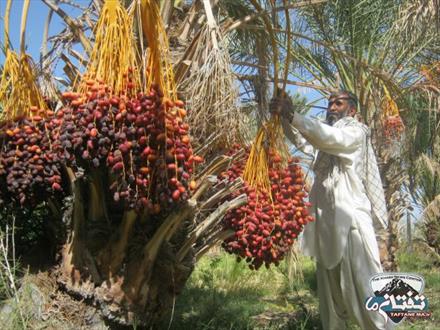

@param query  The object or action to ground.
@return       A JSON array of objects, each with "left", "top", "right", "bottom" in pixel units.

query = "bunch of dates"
[{"left": 219, "top": 145, "right": 314, "bottom": 269}]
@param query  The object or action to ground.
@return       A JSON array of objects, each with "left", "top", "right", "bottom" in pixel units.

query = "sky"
[
  {"left": 1, "top": 0, "right": 77, "bottom": 62},
  {"left": 0, "top": 0, "right": 88, "bottom": 81}
]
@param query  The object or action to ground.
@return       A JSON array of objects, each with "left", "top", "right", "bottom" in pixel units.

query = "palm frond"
[
  {"left": 414, "top": 154, "right": 440, "bottom": 206},
  {"left": 41, "top": 0, "right": 93, "bottom": 55}
]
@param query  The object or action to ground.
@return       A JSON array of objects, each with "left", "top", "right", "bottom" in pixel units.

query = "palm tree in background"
[{"left": 277, "top": 0, "right": 439, "bottom": 270}]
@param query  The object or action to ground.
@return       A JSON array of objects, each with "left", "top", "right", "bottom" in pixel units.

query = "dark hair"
[{"left": 329, "top": 90, "right": 358, "bottom": 110}]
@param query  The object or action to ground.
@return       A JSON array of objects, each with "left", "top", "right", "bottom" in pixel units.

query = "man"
[{"left": 271, "top": 91, "right": 391, "bottom": 330}]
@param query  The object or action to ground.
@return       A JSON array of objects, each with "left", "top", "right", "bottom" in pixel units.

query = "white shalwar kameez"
[{"left": 282, "top": 113, "right": 393, "bottom": 330}]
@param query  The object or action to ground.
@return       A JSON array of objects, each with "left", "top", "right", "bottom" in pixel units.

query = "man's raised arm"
[{"left": 289, "top": 112, "right": 364, "bottom": 161}]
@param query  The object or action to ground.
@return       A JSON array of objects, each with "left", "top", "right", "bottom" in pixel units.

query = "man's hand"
[{"left": 269, "top": 92, "right": 295, "bottom": 122}]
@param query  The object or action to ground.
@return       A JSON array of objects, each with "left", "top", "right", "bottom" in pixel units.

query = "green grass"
[
  {"left": 163, "top": 247, "right": 440, "bottom": 330},
  {"left": 161, "top": 251, "right": 321, "bottom": 330},
  {"left": 395, "top": 249, "right": 440, "bottom": 330}
]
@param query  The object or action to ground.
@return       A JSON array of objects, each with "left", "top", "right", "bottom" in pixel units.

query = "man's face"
[{"left": 326, "top": 94, "right": 356, "bottom": 126}]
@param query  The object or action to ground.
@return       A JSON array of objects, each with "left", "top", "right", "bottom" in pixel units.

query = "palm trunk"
[{"left": 378, "top": 150, "right": 409, "bottom": 271}]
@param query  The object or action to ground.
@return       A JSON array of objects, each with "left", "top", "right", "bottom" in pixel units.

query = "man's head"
[{"left": 326, "top": 90, "right": 358, "bottom": 126}]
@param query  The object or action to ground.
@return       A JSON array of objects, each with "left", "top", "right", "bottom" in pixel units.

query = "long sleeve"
[
  {"left": 291, "top": 113, "right": 364, "bottom": 162},
  {"left": 281, "top": 117, "right": 315, "bottom": 157}
]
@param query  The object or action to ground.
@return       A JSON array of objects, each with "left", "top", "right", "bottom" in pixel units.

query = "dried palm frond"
[
  {"left": 395, "top": 0, "right": 440, "bottom": 41},
  {"left": 40, "top": 0, "right": 99, "bottom": 97},
  {"left": 41, "top": 0, "right": 93, "bottom": 56},
  {"left": 180, "top": 0, "right": 248, "bottom": 151}
]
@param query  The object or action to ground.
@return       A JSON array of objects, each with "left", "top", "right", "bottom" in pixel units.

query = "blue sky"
[
  {"left": 0, "top": 0, "right": 87, "bottom": 80},
  {"left": 1, "top": 0, "right": 76, "bottom": 62}
]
